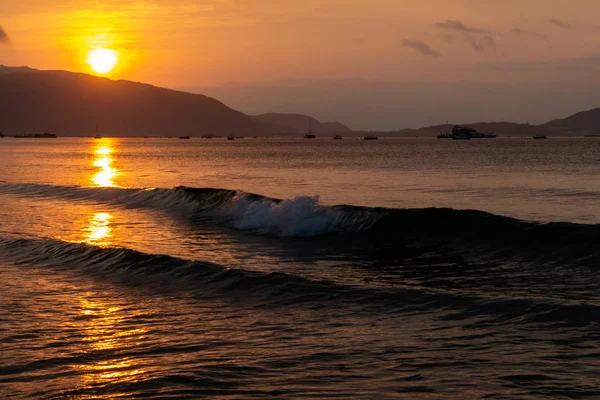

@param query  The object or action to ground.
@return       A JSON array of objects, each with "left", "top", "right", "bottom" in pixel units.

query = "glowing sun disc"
[{"left": 87, "top": 48, "right": 118, "bottom": 74}]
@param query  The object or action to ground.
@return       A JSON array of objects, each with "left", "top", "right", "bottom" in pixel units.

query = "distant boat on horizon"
[
  {"left": 364, "top": 135, "right": 378, "bottom": 140},
  {"left": 533, "top": 134, "right": 547, "bottom": 139},
  {"left": 179, "top": 136, "right": 190, "bottom": 139},
  {"left": 439, "top": 126, "right": 495, "bottom": 140},
  {"left": 304, "top": 117, "right": 316, "bottom": 139},
  {"left": 227, "top": 135, "right": 235, "bottom": 140},
  {"left": 14, "top": 132, "right": 57, "bottom": 139},
  {"left": 333, "top": 135, "right": 343, "bottom": 140}
]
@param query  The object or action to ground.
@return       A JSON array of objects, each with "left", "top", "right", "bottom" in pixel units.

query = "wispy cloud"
[
  {"left": 511, "top": 28, "right": 550, "bottom": 44},
  {"left": 435, "top": 20, "right": 490, "bottom": 35},
  {"left": 435, "top": 20, "right": 496, "bottom": 53},
  {"left": 402, "top": 39, "right": 440, "bottom": 57},
  {"left": 546, "top": 18, "right": 570, "bottom": 29},
  {"left": 0, "top": 26, "right": 10, "bottom": 44}
]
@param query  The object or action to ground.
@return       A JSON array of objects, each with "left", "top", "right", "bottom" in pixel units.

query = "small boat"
[
  {"left": 533, "top": 134, "right": 547, "bottom": 139},
  {"left": 333, "top": 135, "right": 343, "bottom": 140},
  {"left": 94, "top": 136, "right": 103, "bottom": 139},
  {"left": 304, "top": 117, "right": 316, "bottom": 139},
  {"left": 227, "top": 135, "right": 235, "bottom": 140},
  {"left": 14, "top": 132, "right": 57, "bottom": 138},
  {"left": 0, "top": 132, "right": 4, "bottom": 138},
  {"left": 364, "top": 135, "right": 378, "bottom": 140},
  {"left": 584, "top": 134, "right": 600, "bottom": 138},
  {"left": 179, "top": 136, "right": 190, "bottom": 139}
]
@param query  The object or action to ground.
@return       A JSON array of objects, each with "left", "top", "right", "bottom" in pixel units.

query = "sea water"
[{"left": 1, "top": 137, "right": 599, "bottom": 399}]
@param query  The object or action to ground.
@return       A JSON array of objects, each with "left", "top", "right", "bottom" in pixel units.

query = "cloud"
[
  {"left": 435, "top": 20, "right": 495, "bottom": 53},
  {"left": 511, "top": 28, "right": 550, "bottom": 44},
  {"left": 402, "top": 39, "right": 440, "bottom": 57},
  {"left": 435, "top": 20, "right": 490, "bottom": 35},
  {"left": 0, "top": 26, "right": 10, "bottom": 44},
  {"left": 546, "top": 18, "right": 570, "bottom": 29}
]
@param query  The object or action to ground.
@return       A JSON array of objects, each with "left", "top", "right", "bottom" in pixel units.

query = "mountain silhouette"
[
  {"left": 543, "top": 108, "right": 600, "bottom": 135},
  {"left": 251, "top": 113, "right": 352, "bottom": 135},
  {"left": 0, "top": 65, "right": 277, "bottom": 136}
]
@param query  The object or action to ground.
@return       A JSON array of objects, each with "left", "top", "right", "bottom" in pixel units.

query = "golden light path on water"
[
  {"left": 70, "top": 140, "right": 147, "bottom": 393},
  {"left": 91, "top": 139, "right": 120, "bottom": 187},
  {"left": 68, "top": 298, "right": 148, "bottom": 393},
  {"left": 84, "top": 212, "right": 114, "bottom": 247}
]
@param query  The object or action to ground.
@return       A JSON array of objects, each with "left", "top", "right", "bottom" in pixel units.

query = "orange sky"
[{"left": 2, "top": 1, "right": 600, "bottom": 128}]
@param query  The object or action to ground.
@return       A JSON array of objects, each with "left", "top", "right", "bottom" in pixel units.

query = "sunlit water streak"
[{"left": 91, "top": 140, "right": 119, "bottom": 187}]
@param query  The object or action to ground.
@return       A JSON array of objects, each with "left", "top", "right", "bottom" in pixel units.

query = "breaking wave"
[{"left": 1, "top": 182, "right": 599, "bottom": 266}]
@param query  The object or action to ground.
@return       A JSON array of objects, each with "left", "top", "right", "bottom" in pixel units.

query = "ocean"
[{"left": 1, "top": 137, "right": 599, "bottom": 399}]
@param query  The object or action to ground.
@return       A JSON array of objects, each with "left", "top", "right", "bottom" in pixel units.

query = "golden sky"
[{"left": 1, "top": 1, "right": 600, "bottom": 128}]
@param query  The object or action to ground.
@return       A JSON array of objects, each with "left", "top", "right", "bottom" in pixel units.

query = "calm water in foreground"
[{"left": 1, "top": 137, "right": 599, "bottom": 399}]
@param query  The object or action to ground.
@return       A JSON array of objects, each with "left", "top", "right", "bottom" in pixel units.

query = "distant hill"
[
  {"left": 252, "top": 113, "right": 352, "bottom": 135},
  {"left": 0, "top": 65, "right": 276, "bottom": 136},
  {"left": 542, "top": 108, "right": 600, "bottom": 135}
]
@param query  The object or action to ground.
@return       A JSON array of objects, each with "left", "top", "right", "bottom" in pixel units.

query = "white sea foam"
[{"left": 228, "top": 193, "right": 340, "bottom": 236}]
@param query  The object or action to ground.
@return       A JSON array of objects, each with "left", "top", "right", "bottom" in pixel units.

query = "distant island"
[{"left": 0, "top": 65, "right": 598, "bottom": 137}]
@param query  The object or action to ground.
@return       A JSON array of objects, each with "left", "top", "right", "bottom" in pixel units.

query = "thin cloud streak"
[
  {"left": 511, "top": 28, "right": 550, "bottom": 44},
  {"left": 546, "top": 18, "right": 570, "bottom": 29},
  {"left": 435, "top": 20, "right": 490, "bottom": 34},
  {"left": 435, "top": 20, "right": 496, "bottom": 53},
  {"left": 402, "top": 39, "right": 440, "bottom": 57}
]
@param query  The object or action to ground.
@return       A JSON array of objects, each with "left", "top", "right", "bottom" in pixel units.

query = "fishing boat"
[
  {"left": 333, "top": 135, "right": 343, "bottom": 140},
  {"left": 179, "top": 136, "right": 190, "bottom": 139},
  {"left": 227, "top": 135, "right": 235, "bottom": 140},
  {"left": 364, "top": 135, "right": 379, "bottom": 140},
  {"left": 533, "top": 134, "right": 547, "bottom": 139}
]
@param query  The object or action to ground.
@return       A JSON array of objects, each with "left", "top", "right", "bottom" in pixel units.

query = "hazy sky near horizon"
[{"left": 2, "top": 0, "right": 600, "bottom": 129}]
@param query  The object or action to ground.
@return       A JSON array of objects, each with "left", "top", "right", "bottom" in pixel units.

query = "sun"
[{"left": 87, "top": 48, "right": 118, "bottom": 74}]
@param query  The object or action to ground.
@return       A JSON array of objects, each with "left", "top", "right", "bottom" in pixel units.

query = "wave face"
[
  {"left": 1, "top": 182, "right": 599, "bottom": 267},
  {"left": 2, "top": 236, "right": 599, "bottom": 321}
]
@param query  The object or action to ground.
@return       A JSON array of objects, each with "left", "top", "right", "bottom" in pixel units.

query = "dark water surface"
[{"left": 1, "top": 138, "right": 599, "bottom": 399}]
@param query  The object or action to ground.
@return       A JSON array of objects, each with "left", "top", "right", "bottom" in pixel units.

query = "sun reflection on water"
[
  {"left": 91, "top": 139, "right": 120, "bottom": 187},
  {"left": 73, "top": 298, "right": 148, "bottom": 392},
  {"left": 85, "top": 212, "right": 114, "bottom": 246}
]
